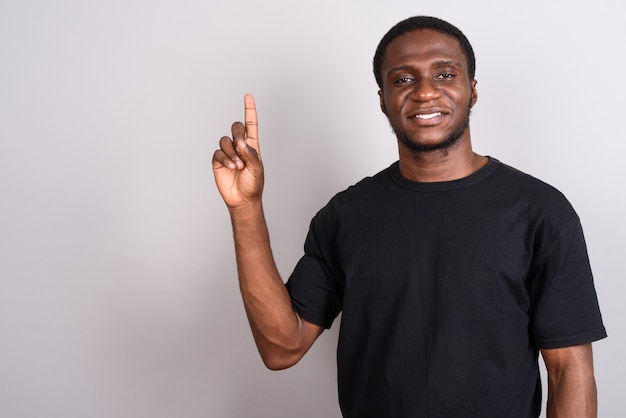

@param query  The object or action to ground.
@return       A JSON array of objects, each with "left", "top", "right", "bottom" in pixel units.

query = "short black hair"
[{"left": 373, "top": 16, "right": 476, "bottom": 89}]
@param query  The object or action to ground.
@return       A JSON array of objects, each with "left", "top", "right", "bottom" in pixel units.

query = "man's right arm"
[{"left": 212, "top": 94, "right": 323, "bottom": 370}]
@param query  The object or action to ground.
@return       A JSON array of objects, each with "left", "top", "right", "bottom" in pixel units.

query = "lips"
[
  {"left": 414, "top": 112, "right": 442, "bottom": 120},
  {"left": 408, "top": 107, "right": 447, "bottom": 118},
  {"left": 408, "top": 109, "right": 447, "bottom": 125}
]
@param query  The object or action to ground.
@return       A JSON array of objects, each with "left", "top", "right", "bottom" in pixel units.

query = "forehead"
[{"left": 382, "top": 29, "right": 468, "bottom": 71}]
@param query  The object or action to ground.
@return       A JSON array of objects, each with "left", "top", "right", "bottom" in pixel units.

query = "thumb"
[{"left": 236, "top": 139, "right": 262, "bottom": 170}]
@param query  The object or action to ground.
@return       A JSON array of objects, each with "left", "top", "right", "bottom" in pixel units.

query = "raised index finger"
[{"left": 244, "top": 93, "right": 260, "bottom": 156}]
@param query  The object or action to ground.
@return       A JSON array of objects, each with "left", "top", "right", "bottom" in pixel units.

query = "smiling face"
[{"left": 378, "top": 29, "right": 478, "bottom": 153}]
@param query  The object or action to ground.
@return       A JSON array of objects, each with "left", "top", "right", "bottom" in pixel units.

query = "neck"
[{"left": 397, "top": 135, "right": 487, "bottom": 182}]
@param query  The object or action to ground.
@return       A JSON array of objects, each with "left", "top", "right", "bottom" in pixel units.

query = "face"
[{"left": 378, "top": 29, "right": 477, "bottom": 153}]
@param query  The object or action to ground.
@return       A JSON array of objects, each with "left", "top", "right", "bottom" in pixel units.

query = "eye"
[
  {"left": 437, "top": 72, "right": 454, "bottom": 80},
  {"left": 395, "top": 76, "right": 413, "bottom": 85}
]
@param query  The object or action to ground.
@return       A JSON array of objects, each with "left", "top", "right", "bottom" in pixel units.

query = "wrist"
[{"left": 228, "top": 199, "right": 264, "bottom": 220}]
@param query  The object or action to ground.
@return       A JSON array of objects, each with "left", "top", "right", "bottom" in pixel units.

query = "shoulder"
[
  {"left": 492, "top": 159, "right": 574, "bottom": 205},
  {"left": 489, "top": 158, "right": 581, "bottom": 230},
  {"left": 309, "top": 164, "right": 396, "bottom": 225},
  {"left": 492, "top": 159, "right": 563, "bottom": 194},
  {"left": 328, "top": 164, "right": 395, "bottom": 206}
]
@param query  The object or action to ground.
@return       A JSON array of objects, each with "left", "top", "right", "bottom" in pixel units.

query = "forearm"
[
  {"left": 229, "top": 201, "right": 314, "bottom": 369},
  {"left": 546, "top": 372, "right": 597, "bottom": 417},
  {"left": 543, "top": 344, "right": 597, "bottom": 418},
  {"left": 214, "top": 95, "right": 321, "bottom": 369}
]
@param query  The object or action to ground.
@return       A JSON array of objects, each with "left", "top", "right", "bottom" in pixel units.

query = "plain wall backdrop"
[{"left": 1, "top": 1, "right": 624, "bottom": 417}]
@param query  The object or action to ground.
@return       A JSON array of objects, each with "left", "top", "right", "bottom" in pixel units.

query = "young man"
[{"left": 212, "top": 16, "right": 606, "bottom": 417}]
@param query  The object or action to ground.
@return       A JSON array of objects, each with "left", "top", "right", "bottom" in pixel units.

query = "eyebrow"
[{"left": 432, "top": 60, "right": 463, "bottom": 68}]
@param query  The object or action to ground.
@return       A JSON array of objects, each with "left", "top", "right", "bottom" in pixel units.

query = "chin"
[{"left": 398, "top": 133, "right": 463, "bottom": 153}]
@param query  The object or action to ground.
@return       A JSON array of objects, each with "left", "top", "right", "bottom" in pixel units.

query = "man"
[{"left": 212, "top": 16, "right": 606, "bottom": 417}]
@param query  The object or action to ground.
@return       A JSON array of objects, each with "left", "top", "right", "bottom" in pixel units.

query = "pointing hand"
[{"left": 212, "top": 94, "right": 264, "bottom": 209}]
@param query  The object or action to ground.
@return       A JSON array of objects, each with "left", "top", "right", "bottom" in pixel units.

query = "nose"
[{"left": 411, "top": 78, "right": 441, "bottom": 102}]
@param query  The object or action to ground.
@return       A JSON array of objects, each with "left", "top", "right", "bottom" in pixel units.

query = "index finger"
[{"left": 244, "top": 93, "right": 260, "bottom": 156}]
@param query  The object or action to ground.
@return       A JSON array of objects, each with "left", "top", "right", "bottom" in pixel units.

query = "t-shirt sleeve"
[
  {"left": 285, "top": 206, "right": 343, "bottom": 329},
  {"left": 529, "top": 220, "right": 607, "bottom": 348}
]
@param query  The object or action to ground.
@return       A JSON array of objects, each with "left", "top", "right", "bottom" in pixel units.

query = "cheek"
[
  {"left": 385, "top": 91, "right": 408, "bottom": 112},
  {"left": 445, "top": 88, "right": 470, "bottom": 107}
]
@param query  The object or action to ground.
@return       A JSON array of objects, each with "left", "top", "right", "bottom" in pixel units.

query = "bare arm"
[
  {"left": 541, "top": 343, "right": 597, "bottom": 418},
  {"left": 212, "top": 94, "right": 323, "bottom": 370}
]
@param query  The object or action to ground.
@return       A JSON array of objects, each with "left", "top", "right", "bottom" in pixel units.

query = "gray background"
[{"left": 1, "top": 0, "right": 623, "bottom": 417}]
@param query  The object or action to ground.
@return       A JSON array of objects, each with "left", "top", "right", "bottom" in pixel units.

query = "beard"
[{"left": 391, "top": 100, "right": 472, "bottom": 153}]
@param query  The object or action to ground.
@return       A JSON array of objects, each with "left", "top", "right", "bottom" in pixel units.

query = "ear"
[
  {"left": 378, "top": 90, "right": 387, "bottom": 115},
  {"left": 470, "top": 79, "right": 478, "bottom": 108}
]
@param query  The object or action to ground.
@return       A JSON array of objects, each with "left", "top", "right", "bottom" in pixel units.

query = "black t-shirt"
[{"left": 286, "top": 158, "right": 606, "bottom": 417}]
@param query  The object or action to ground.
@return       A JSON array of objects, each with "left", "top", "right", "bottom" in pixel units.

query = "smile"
[{"left": 414, "top": 112, "right": 442, "bottom": 119}]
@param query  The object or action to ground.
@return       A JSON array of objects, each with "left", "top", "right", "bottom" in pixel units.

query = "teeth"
[{"left": 415, "top": 112, "right": 442, "bottom": 119}]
